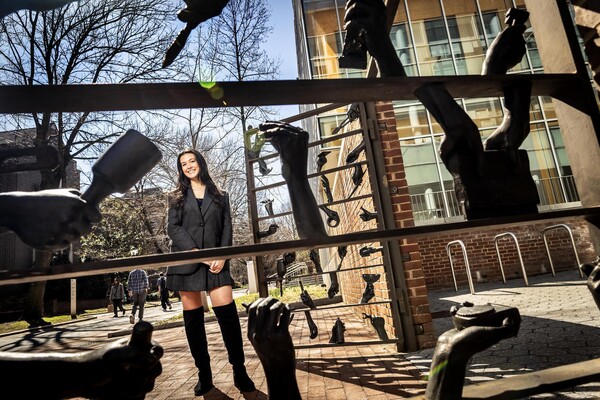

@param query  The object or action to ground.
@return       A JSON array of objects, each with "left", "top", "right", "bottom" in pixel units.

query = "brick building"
[{"left": 289, "top": 0, "right": 599, "bottom": 350}]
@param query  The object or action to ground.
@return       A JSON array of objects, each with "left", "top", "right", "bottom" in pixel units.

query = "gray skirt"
[{"left": 166, "top": 262, "right": 234, "bottom": 292}]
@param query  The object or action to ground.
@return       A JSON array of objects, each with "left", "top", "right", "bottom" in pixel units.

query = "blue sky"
[{"left": 264, "top": 1, "right": 300, "bottom": 119}]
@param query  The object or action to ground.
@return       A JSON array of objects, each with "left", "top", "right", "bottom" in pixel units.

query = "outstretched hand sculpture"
[
  {"left": 1, "top": 321, "right": 163, "bottom": 399},
  {"left": 360, "top": 273, "right": 380, "bottom": 304},
  {"left": 299, "top": 281, "right": 317, "bottom": 310},
  {"left": 162, "top": 0, "right": 230, "bottom": 68},
  {"left": 246, "top": 297, "right": 301, "bottom": 400},
  {"left": 343, "top": 0, "right": 537, "bottom": 219},
  {"left": 329, "top": 317, "right": 346, "bottom": 344},
  {"left": 259, "top": 121, "right": 328, "bottom": 239},
  {"left": 482, "top": 8, "right": 532, "bottom": 171},
  {"left": 425, "top": 303, "right": 521, "bottom": 400},
  {"left": 0, "top": 189, "right": 101, "bottom": 250},
  {"left": 363, "top": 313, "right": 389, "bottom": 340},
  {"left": 581, "top": 257, "right": 600, "bottom": 311},
  {"left": 256, "top": 223, "right": 278, "bottom": 239},
  {"left": 0, "top": 129, "right": 160, "bottom": 251}
]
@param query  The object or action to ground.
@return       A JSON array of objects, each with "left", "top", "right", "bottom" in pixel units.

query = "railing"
[
  {"left": 409, "top": 189, "right": 463, "bottom": 223},
  {"left": 535, "top": 175, "right": 580, "bottom": 207},
  {"left": 409, "top": 175, "right": 581, "bottom": 224}
]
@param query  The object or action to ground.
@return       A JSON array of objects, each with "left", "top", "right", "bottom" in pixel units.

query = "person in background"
[
  {"left": 166, "top": 148, "right": 255, "bottom": 396},
  {"left": 109, "top": 277, "right": 126, "bottom": 318},
  {"left": 157, "top": 272, "right": 172, "bottom": 312},
  {"left": 128, "top": 268, "right": 149, "bottom": 324}
]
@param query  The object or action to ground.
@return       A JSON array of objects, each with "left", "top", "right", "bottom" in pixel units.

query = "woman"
[
  {"left": 166, "top": 148, "right": 255, "bottom": 396},
  {"left": 109, "top": 277, "right": 126, "bottom": 318}
]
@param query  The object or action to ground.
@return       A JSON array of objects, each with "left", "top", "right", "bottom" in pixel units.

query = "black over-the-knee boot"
[
  {"left": 183, "top": 306, "right": 214, "bottom": 396},
  {"left": 213, "top": 301, "right": 256, "bottom": 392}
]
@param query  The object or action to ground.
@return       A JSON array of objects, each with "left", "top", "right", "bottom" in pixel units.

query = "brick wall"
[
  {"left": 374, "top": 101, "right": 436, "bottom": 349},
  {"left": 418, "top": 217, "right": 596, "bottom": 291},
  {"left": 319, "top": 101, "right": 435, "bottom": 349}
]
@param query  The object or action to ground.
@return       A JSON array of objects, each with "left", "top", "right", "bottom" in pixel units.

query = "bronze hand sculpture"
[
  {"left": 163, "top": 0, "right": 230, "bottom": 68},
  {"left": 259, "top": 121, "right": 328, "bottom": 239}
]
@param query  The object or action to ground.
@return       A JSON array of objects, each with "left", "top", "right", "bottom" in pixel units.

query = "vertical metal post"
[
  {"left": 69, "top": 244, "right": 76, "bottom": 319},
  {"left": 244, "top": 129, "right": 268, "bottom": 297},
  {"left": 362, "top": 101, "right": 417, "bottom": 352}
]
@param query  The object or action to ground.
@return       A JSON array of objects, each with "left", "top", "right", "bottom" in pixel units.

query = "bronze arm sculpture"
[
  {"left": 0, "top": 189, "right": 100, "bottom": 250},
  {"left": 581, "top": 257, "right": 600, "bottom": 311},
  {"left": 425, "top": 303, "right": 521, "bottom": 400},
  {"left": 259, "top": 121, "right": 329, "bottom": 239},
  {"left": 343, "top": 0, "right": 537, "bottom": 219},
  {"left": 0, "top": 0, "right": 78, "bottom": 18},
  {"left": 0, "top": 321, "right": 163, "bottom": 400},
  {"left": 246, "top": 297, "right": 302, "bottom": 400},
  {"left": 162, "top": 0, "right": 230, "bottom": 68}
]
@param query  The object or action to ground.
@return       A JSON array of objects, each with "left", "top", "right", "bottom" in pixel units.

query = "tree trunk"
[{"left": 22, "top": 250, "right": 53, "bottom": 326}]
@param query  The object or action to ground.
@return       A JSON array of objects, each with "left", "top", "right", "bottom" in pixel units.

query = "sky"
[{"left": 264, "top": 1, "right": 300, "bottom": 120}]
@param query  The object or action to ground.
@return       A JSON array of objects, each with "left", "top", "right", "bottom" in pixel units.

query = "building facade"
[{"left": 292, "top": 0, "right": 598, "bottom": 348}]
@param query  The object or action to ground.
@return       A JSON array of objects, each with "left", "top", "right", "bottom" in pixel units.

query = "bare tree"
[
  {"left": 0, "top": 0, "right": 181, "bottom": 325},
  {"left": 197, "top": 0, "right": 281, "bottom": 132}
]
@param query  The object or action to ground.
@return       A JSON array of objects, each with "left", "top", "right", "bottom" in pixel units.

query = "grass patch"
[
  {"left": 0, "top": 306, "right": 116, "bottom": 335},
  {"left": 0, "top": 286, "right": 327, "bottom": 334},
  {"left": 233, "top": 284, "right": 328, "bottom": 310}
]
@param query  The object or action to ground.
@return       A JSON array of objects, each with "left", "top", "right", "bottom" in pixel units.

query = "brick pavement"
[
  {"left": 2, "top": 269, "right": 600, "bottom": 399},
  {"left": 407, "top": 269, "right": 600, "bottom": 399}
]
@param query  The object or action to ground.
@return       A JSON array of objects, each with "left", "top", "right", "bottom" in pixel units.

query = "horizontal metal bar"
[
  {"left": 256, "top": 211, "right": 292, "bottom": 222},
  {"left": 249, "top": 128, "right": 363, "bottom": 164},
  {"left": 291, "top": 300, "right": 392, "bottom": 313},
  {"left": 460, "top": 358, "right": 600, "bottom": 400},
  {"left": 253, "top": 161, "right": 369, "bottom": 192},
  {"left": 255, "top": 196, "right": 374, "bottom": 222},
  {"left": 0, "top": 74, "right": 580, "bottom": 113},
  {"left": 281, "top": 103, "right": 348, "bottom": 124},
  {"left": 1, "top": 206, "right": 598, "bottom": 285},
  {"left": 293, "top": 338, "right": 401, "bottom": 350},
  {"left": 290, "top": 263, "right": 385, "bottom": 280}
]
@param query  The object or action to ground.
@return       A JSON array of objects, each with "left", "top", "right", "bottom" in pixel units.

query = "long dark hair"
[{"left": 170, "top": 148, "right": 223, "bottom": 208}]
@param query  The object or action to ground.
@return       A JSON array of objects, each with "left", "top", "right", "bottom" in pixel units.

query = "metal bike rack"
[
  {"left": 542, "top": 223, "right": 584, "bottom": 278},
  {"left": 446, "top": 240, "right": 475, "bottom": 294},
  {"left": 494, "top": 232, "right": 528, "bottom": 286}
]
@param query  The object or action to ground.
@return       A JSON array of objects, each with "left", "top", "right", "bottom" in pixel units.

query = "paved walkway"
[{"left": 1, "top": 269, "right": 599, "bottom": 399}]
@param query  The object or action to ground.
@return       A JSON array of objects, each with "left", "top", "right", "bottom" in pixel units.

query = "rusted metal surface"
[
  {"left": 409, "top": 358, "right": 600, "bottom": 399},
  {"left": 0, "top": 74, "right": 582, "bottom": 114},
  {"left": 1, "top": 206, "right": 598, "bottom": 286}
]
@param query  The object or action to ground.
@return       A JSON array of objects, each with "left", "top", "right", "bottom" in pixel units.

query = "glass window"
[
  {"left": 394, "top": 104, "right": 430, "bottom": 139},
  {"left": 390, "top": 23, "right": 417, "bottom": 76},
  {"left": 540, "top": 96, "right": 557, "bottom": 119},
  {"left": 463, "top": 97, "right": 504, "bottom": 129},
  {"left": 318, "top": 114, "right": 345, "bottom": 147}
]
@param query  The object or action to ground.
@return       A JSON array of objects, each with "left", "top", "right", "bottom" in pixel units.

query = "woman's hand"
[{"left": 208, "top": 259, "right": 225, "bottom": 274}]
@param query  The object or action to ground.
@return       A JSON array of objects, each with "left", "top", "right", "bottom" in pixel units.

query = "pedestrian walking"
[
  {"left": 157, "top": 272, "right": 172, "bottom": 311},
  {"left": 128, "top": 268, "right": 149, "bottom": 324},
  {"left": 109, "top": 277, "right": 126, "bottom": 317}
]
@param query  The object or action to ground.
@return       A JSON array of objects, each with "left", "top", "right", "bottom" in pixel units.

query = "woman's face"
[{"left": 180, "top": 152, "right": 201, "bottom": 180}]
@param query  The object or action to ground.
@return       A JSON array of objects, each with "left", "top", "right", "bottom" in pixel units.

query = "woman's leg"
[
  {"left": 180, "top": 290, "right": 214, "bottom": 395},
  {"left": 210, "top": 285, "right": 256, "bottom": 392}
]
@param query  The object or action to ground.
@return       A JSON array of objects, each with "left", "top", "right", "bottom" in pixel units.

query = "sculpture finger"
[
  {"left": 267, "top": 300, "right": 286, "bottom": 335},
  {"left": 277, "top": 302, "right": 292, "bottom": 330},
  {"left": 254, "top": 297, "right": 279, "bottom": 340}
]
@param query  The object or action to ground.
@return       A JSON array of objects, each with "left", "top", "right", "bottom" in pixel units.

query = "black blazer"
[{"left": 167, "top": 189, "right": 232, "bottom": 275}]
